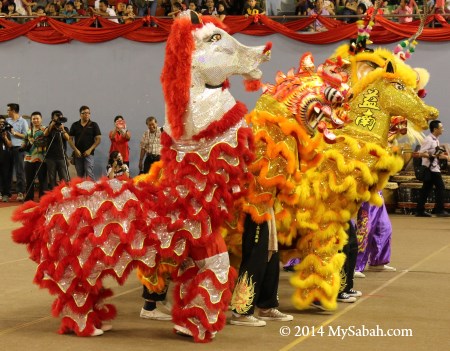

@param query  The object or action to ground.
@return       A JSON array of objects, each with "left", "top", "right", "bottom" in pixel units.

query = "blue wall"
[{"left": 1, "top": 35, "right": 449, "bottom": 178}]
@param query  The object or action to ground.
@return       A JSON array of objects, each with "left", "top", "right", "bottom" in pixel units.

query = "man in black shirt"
[{"left": 69, "top": 106, "right": 102, "bottom": 180}]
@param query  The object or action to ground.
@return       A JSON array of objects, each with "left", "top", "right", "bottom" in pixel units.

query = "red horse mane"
[{"left": 161, "top": 16, "right": 227, "bottom": 140}]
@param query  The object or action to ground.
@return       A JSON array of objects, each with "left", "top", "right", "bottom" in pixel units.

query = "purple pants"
[{"left": 355, "top": 198, "right": 392, "bottom": 272}]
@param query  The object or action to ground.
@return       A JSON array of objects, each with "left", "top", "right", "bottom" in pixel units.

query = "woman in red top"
[{"left": 109, "top": 115, "right": 131, "bottom": 166}]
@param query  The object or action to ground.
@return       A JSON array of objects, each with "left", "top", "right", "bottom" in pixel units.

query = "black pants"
[
  {"left": 0, "top": 151, "right": 11, "bottom": 196},
  {"left": 232, "top": 215, "right": 280, "bottom": 315},
  {"left": 340, "top": 220, "right": 358, "bottom": 293},
  {"left": 142, "top": 284, "right": 168, "bottom": 302},
  {"left": 143, "top": 154, "right": 161, "bottom": 174},
  {"left": 25, "top": 161, "right": 47, "bottom": 201},
  {"left": 417, "top": 171, "right": 446, "bottom": 213}
]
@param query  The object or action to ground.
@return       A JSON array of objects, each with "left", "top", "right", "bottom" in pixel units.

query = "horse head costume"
[
  {"left": 12, "top": 11, "right": 271, "bottom": 343},
  {"left": 225, "top": 18, "right": 437, "bottom": 311}
]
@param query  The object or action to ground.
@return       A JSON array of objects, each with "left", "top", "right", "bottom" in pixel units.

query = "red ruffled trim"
[{"left": 193, "top": 102, "right": 248, "bottom": 141}]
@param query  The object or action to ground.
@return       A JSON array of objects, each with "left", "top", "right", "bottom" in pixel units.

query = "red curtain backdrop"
[{"left": 1, "top": 14, "right": 449, "bottom": 45}]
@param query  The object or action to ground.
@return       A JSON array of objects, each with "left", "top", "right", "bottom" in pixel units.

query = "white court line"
[
  {"left": 0, "top": 286, "right": 142, "bottom": 336},
  {"left": 0, "top": 258, "right": 28, "bottom": 266},
  {"left": 279, "top": 243, "right": 450, "bottom": 351}
]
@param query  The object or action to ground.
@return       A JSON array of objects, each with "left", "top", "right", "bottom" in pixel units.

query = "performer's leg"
[
  {"left": 338, "top": 221, "right": 359, "bottom": 301},
  {"left": 140, "top": 284, "right": 171, "bottom": 321},
  {"left": 355, "top": 203, "right": 371, "bottom": 272},
  {"left": 256, "top": 251, "right": 280, "bottom": 309},
  {"left": 231, "top": 215, "right": 269, "bottom": 316},
  {"left": 368, "top": 203, "right": 393, "bottom": 267},
  {"left": 172, "top": 232, "right": 235, "bottom": 342}
]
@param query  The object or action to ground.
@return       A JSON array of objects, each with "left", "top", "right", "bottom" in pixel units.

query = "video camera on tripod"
[{"left": 52, "top": 113, "right": 68, "bottom": 127}]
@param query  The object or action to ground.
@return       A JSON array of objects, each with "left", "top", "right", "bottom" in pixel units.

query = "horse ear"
[
  {"left": 190, "top": 10, "right": 201, "bottom": 24},
  {"left": 385, "top": 61, "right": 395, "bottom": 74}
]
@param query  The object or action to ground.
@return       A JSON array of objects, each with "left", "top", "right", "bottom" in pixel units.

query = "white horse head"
[{"left": 161, "top": 11, "right": 271, "bottom": 140}]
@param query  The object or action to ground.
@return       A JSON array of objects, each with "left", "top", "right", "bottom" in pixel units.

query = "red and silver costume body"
[{"left": 12, "top": 11, "right": 270, "bottom": 343}]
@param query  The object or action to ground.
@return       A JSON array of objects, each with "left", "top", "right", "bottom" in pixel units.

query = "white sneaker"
[
  {"left": 354, "top": 271, "right": 366, "bottom": 278},
  {"left": 230, "top": 313, "right": 266, "bottom": 327},
  {"left": 258, "top": 308, "right": 293, "bottom": 321},
  {"left": 174, "top": 324, "right": 193, "bottom": 337},
  {"left": 140, "top": 308, "right": 172, "bottom": 321},
  {"left": 101, "top": 323, "right": 113, "bottom": 332},
  {"left": 16, "top": 193, "right": 24, "bottom": 202},
  {"left": 368, "top": 264, "right": 396, "bottom": 272},
  {"left": 90, "top": 328, "right": 104, "bottom": 336},
  {"left": 346, "top": 289, "right": 362, "bottom": 297},
  {"left": 337, "top": 292, "right": 357, "bottom": 303},
  {"left": 157, "top": 300, "right": 172, "bottom": 314}
]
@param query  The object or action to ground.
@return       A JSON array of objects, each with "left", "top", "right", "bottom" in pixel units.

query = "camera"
[
  {"left": 0, "top": 121, "right": 13, "bottom": 134},
  {"left": 435, "top": 146, "right": 446, "bottom": 156},
  {"left": 117, "top": 159, "right": 123, "bottom": 167},
  {"left": 53, "top": 113, "right": 68, "bottom": 127}
]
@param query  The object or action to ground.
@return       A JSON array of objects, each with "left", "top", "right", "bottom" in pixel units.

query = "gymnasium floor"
[{"left": 0, "top": 204, "right": 449, "bottom": 351}]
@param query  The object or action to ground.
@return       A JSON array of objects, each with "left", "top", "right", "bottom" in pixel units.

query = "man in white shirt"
[
  {"left": 91, "top": 0, "right": 119, "bottom": 23},
  {"left": 416, "top": 120, "right": 450, "bottom": 217}
]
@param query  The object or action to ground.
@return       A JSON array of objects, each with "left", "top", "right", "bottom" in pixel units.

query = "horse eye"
[
  {"left": 209, "top": 33, "right": 222, "bottom": 42},
  {"left": 392, "top": 82, "right": 405, "bottom": 91}
]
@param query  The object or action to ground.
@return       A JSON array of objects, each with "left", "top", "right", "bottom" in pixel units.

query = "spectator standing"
[
  {"left": 61, "top": 1, "right": 78, "bottom": 23},
  {"left": 123, "top": 3, "right": 135, "bottom": 23},
  {"left": 69, "top": 105, "right": 102, "bottom": 180},
  {"left": 109, "top": 115, "right": 130, "bottom": 166},
  {"left": 307, "top": 0, "right": 330, "bottom": 32},
  {"left": 23, "top": 111, "right": 47, "bottom": 202},
  {"left": 6, "top": 103, "right": 28, "bottom": 202},
  {"left": 106, "top": 151, "right": 129, "bottom": 179},
  {"left": 243, "top": 0, "right": 265, "bottom": 16},
  {"left": 340, "top": 0, "right": 358, "bottom": 23},
  {"left": 201, "top": 0, "right": 217, "bottom": 15},
  {"left": 73, "top": 0, "right": 86, "bottom": 15},
  {"left": 415, "top": 120, "right": 450, "bottom": 217},
  {"left": 90, "top": 0, "right": 118, "bottom": 22},
  {"left": 139, "top": 116, "right": 161, "bottom": 174},
  {"left": 392, "top": 0, "right": 413, "bottom": 23},
  {"left": 216, "top": 1, "right": 227, "bottom": 20},
  {"left": 0, "top": 116, "right": 13, "bottom": 202},
  {"left": 115, "top": 1, "right": 125, "bottom": 23},
  {"left": 132, "top": 0, "right": 157, "bottom": 20},
  {"left": 44, "top": 110, "right": 73, "bottom": 190}
]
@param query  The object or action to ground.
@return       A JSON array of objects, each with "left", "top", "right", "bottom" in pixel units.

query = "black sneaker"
[
  {"left": 346, "top": 289, "right": 362, "bottom": 297},
  {"left": 337, "top": 292, "right": 356, "bottom": 303}
]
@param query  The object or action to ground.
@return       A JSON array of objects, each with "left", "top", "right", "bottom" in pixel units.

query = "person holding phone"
[{"left": 109, "top": 115, "right": 130, "bottom": 166}]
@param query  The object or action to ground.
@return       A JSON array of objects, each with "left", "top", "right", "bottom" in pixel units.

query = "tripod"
[{"left": 24, "top": 127, "right": 71, "bottom": 200}]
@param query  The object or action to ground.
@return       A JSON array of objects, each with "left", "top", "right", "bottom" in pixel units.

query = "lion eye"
[
  {"left": 208, "top": 33, "right": 222, "bottom": 42},
  {"left": 392, "top": 82, "right": 405, "bottom": 91}
]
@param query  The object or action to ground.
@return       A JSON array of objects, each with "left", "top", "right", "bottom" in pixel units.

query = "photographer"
[
  {"left": 44, "top": 110, "right": 75, "bottom": 190},
  {"left": 107, "top": 151, "right": 129, "bottom": 179},
  {"left": 0, "top": 116, "right": 13, "bottom": 202},
  {"left": 416, "top": 120, "right": 450, "bottom": 217},
  {"left": 23, "top": 112, "right": 47, "bottom": 202},
  {"left": 6, "top": 103, "right": 28, "bottom": 202},
  {"left": 109, "top": 115, "right": 130, "bottom": 166}
]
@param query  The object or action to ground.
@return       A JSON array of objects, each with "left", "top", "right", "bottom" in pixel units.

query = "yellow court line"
[
  {"left": 0, "top": 285, "right": 142, "bottom": 337},
  {"left": 279, "top": 243, "right": 450, "bottom": 351}
]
